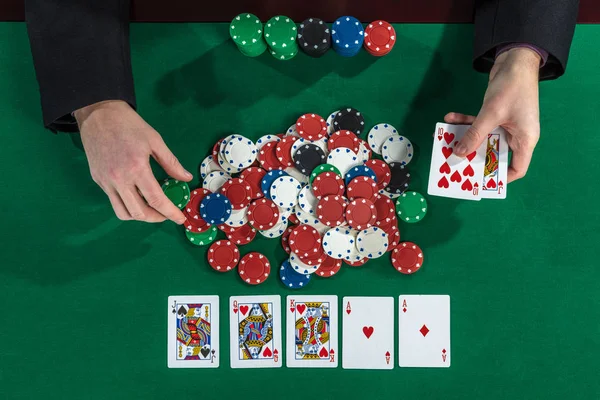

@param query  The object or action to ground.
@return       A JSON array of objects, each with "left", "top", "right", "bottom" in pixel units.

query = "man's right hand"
[{"left": 75, "top": 100, "right": 192, "bottom": 223}]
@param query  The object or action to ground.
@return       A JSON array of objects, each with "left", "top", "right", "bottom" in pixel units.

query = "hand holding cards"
[{"left": 428, "top": 123, "right": 508, "bottom": 200}]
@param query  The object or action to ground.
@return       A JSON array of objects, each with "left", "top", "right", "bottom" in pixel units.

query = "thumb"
[
  {"left": 152, "top": 138, "right": 193, "bottom": 182},
  {"left": 454, "top": 109, "right": 500, "bottom": 157}
]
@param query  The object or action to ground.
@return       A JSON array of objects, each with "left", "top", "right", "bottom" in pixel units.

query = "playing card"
[
  {"left": 229, "top": 295, "right": 282, "bottom": 368},
  {"left": 481, "top": 127, "right": 509, "bottom": 199},
  {"left": 427, "top": 123, "right": 486, "bottom": 201},
  {"left": 167, "top": 295, "right": 219, "bottom": 368},
  {"left": 286, "top": 295, "right": 338, "bottom": 368},
  {"left": 342, "top": 296, "right": 394, "bottom": 369},
  {"left": 398, "top": 295, "right": 450, "bottom": 368}
]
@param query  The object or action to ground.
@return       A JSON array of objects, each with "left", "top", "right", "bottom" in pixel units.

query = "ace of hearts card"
[
  {"left": 286, "top": 295, "right": 339, "bottom": 368},
  {"left": 167, "top": 295, "right": 219, "bottom": 368},
  {"left": 229, "top": 295, "right": 282, "bottom": 368},
  {"left": 398, "top": 295, "right": 450, "bottom": 368},
  {"left": 342, "top": 296, "right": 394, "bottom": 370}
]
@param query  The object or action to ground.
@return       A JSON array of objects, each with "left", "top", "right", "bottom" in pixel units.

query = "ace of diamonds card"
[
  {"left": 286, "top": 295, "right": 339, "bottom": 368},
  {"left": 229, "top": 295, "right": 282, "bottom": 368},
  {"left": 167, "top": 295, "right": 219, "bottom": 368},
  {"left": 342, "top": 296, "right": 394, "bottom": 370},
  {"left": 398, "top": 295, "right": 450, "bottom": 368}
]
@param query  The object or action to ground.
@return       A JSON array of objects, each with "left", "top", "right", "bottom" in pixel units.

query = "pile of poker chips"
[
  {"left": 363, "top": 20, "right": 396, "bottom": 57},
  {"left": 163, "top": 108, "right": 427, "bottom": 288},
  {"left": 264, "top": 15, "right": 299, "bottom": 60},
  {"left": 331, "top": 16, "right": 364, "bottom": 57},
  {"left": 297, "top": 18, "right": 331, "bottom": 58},
  {"left": 229, "top": 13, "right": 268, "bottom": 57},
  {"left": 230, "top": 13, "right": 395, "bottom": 59}
]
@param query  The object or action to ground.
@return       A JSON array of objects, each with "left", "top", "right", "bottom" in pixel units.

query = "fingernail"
[
  {"left": 455, "top": 143, "right": 467, "bottom": 156},
  {"left": 184, "top": 170, "right": 193, "bottom": 179}
]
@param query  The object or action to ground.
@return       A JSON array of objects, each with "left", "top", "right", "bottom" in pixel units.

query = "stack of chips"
[
  {"left": 297, "top": 18, "right": 331, "bottom": 58},
  {"left": 331, "top": 16, "right": 364, "bottom": 57},
  {"left": 363, "top": 20, "right": 397, "bottom": 57},
  {"left": 229, "top": 13, "right": 268, "bottom": 57},
  {"left": 264, "top": 15, "right": 299, "bottom": 60}
]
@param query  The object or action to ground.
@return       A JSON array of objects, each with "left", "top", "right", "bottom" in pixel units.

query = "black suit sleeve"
[
  {"left": 25, "top": 0, "right": 135, "bottom": 132},
  {"left": 473, "top": 0, "right": 579, "bottom": 80}
]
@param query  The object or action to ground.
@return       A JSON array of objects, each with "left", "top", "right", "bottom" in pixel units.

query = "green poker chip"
[
  {"left": 185, "top": 226, "right": 218, "bottom": 246},
  {"left": 161, "top": 179, "right": 190, "bottom": 210},
  {"left": 264, "top": 15, "right": 298, "bottom": 51},
  {"left": 309, "top": 164, "right": 341, "bottom": 186},
  {"left": 395, "top": 191, "right": 427, "bottom": 223},
  {"left": 230, "top": 13, "right": 268, "bottom": 57}
]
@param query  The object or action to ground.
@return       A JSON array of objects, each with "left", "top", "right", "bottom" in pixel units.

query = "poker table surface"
[{"left": 1, "top": 22, "right": 599, "bottom": 400}]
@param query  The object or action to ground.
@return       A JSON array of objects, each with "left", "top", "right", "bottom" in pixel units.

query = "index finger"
[{"left": 136, "top": 170, "right": 187, "bottom": 224}]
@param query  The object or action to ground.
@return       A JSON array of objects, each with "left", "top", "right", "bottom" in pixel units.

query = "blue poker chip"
[
  {"left": 200, "top": 193, "right": 232, "bottom": 224},
  {"left": 344, "top": 165, "right": 377, "bottom": 186},
  {"left": 331, "top": 16, "right": 364, "bottom": 56},
  {"left": 260, "top": 170, "right": 289, "bottom": 200},
  {"left": 279, "top": 259, "right": 311, "bottom": 289}
]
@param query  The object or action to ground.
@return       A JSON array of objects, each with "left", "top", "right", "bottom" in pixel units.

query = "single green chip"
[
  {"left": 395, "top": 191, "right": 427, "bottom": 223},
  {"left": 162, "top": 179, "right": 190, "bottom": 210},
  {"left": 264, "top": 15, "right": 298, "bottom": 50},
  {"left": 185, "top": 226, "right": 218, "bottom": 246},
  {"left": 230, "top": 13, "right": 265, "bottom": 46},
  {"left": 309, "top": 164, "right": 342, "bottom": 185}
]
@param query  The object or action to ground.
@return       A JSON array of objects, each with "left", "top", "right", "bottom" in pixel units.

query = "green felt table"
[{"left": 1, "top": 22, "right": 599, "bottom": 400}]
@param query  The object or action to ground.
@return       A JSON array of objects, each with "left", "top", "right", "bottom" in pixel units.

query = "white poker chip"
[
  {"left": 199, "top": 155, "right": 224, "bottom": 179},
  {"left": 298, "top": 185, "right": 318, "bottom": 215},
  {"left": 343, "top": 228, "right": 362, "bottom": 262},
  {"left": 224, "top": 206, "right": 249, "bottom": 227},
  {"left": 289, "top": 251, "right": 321, "bottom": 274},
  {"left": 259, "top": 214, "right": 288, "bottom": 238},
  {"left": 203, "top": 171, "right": 231, "bottom": 192},
  {"left": 278, "top": 205, "right": 294, "bottom": 220},
  {"left": 357, "top": 140, "right": 371, "bottom": 162},
  {"left": 356, "top": 227, "right": 389, "bottom": 259},
  {"left": 270, "top": 176, "right": 301, "bottom": 209},
  {"left": 256, "top": 134, "right": 280, "bottom": 149},
  {"left": 291, "top": 137, "right": 328, "bottom": 158},
  {"left": 381, "top": 135, "right": 413, "bottom": 165},
  {"left": 367, "top": 123, "right": 398, "bottom": 154},
  {"left": 322, "top": 227, "right": 355, "bottom": 259},
  {"left": 326, "top": 147, "right": 362, "bottom": 176},
  {"left": 326, "top": 110, "right": 339, "bottom": 135},
  {"left": 295, "top": 205, "right": 321, "bottom": 226},
  {"left": 287, "top": 124, "right": 300, "bottom": 137},
  {"left": 217, "top": 135, "right": 244, "bottom": 174},
  {"left": 284, "top": 167, "right": 309, "bottom": 185},
  {"left": 224, "top": 134, "right": 257, "bottom": 170},
  {"left": 379, "top": 187, "right": 401, "bottom": 199}
]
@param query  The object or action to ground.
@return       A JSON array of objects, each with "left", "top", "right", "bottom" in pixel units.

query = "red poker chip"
[
  {"left": 344, "top": 257, "right": 368, "bottom": 267},
  {"left": 345, "top": 198, "right": 377, "bottom": 230},
  {"left": 183, "top": 188, "right": 211, "bottom": 232},
  {"left": 377, "top": 215, "right": 398, "bottom": 232},
  {"left": 297, "top": 244, "right": 326, "bottom": 265},
  {"left": 225, "top": 224, "right": 257, "bottom": 245},
  {"left": 366, "top": 159, "right": 391, "bottom": 190},
  {"left": 357, "top": 139, "right": 372, "bottom": 159},
  {"left": 281, "top": 226, "right": 295, "bottom": 254},
  {"left": 289, "top": 224, "right": 322, "bottom": 257},
  {"left": 316, "top": 195, "right": 348, "bottom": 227},
  {"left": 296, "top": 113, "right": 327, "bottom": 141},
  {"left": 258, "top": 141, "right": 284, "bottom": 171},
  {"left": 374, "top": 194, "right": 396, "bottom": 224},
  {"left": 247, "top": 198, "right": 280, "bottom": 231},
  {"left": 328, "top": 130, "right": 360, "bottom": 153},
  {"left": 211, "top": 139, "right": 224, "bottom": 160},
  {"left": 220, "top": 178, "right": 252, "bottom": 210},
  {"left": 239, "top": 167, "right": 267, "bottom": 199},
  {"left": 275, "top": 136, "right": 298, "bottom": 168},
  {"left": 312, "top": 172, "right": 345, "bottom": 198},
  {"left": 316, "top": 256, "right": 342, "bottom": 277},
  {"left": 288, "top": 212, "right": 300, "bottom": 225},
  {"left": 391, "top": 242, "right": 423, "bottom": 274},
  {"left": 207, "top": 240, "right": 240, "bottom": 272},
  {"left": 385, "top": 224, "right": 401, "bottom": 251},
  {"left": 346, "top": 176, "right": 378, "bottom": 202},
  {"left": 238, "top": 252, "right": 271, "bottom": 285},
  {"left": 364, "top": 20, "right": 396, "bottom": 55}
]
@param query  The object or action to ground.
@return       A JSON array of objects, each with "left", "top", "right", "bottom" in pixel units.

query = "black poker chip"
[
  {"left": 387, "top": 162, "right": 411, "bottom": 193},
  {"left": 332, "top": 107, "right": 365, "bottom": 136},
  {"left": 293, "top": 144, "right": 326, "bottom": 176},
  {"left": 297, "top": 18, "right": 331, "bottom": 58}
]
